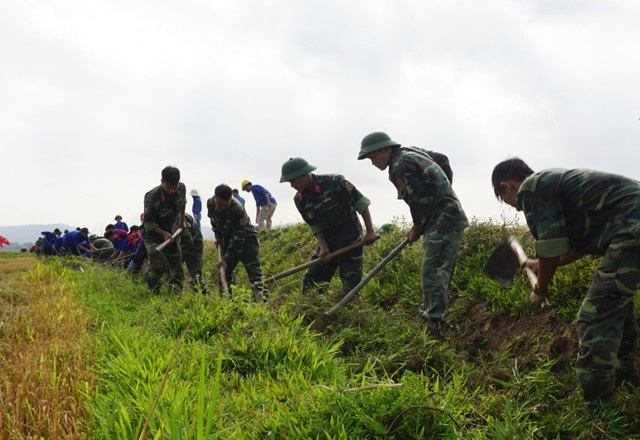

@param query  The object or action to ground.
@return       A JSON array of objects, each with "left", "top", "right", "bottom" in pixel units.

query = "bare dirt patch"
[{"left": 449, "top": 301, "right": 577, "bottom": 370}]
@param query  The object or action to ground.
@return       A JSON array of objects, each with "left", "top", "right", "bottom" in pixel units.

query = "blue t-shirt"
[
  {"left": 192, "top": 196, "right": 202, "bottom": 215},
  {"left": 63, "top": 230, "right": 87, "bottom": 247},
  {"left": 80, "top": 240, "right": 91, "bottom": 257},
  {"left": 234, "top": 195, "right": 246, "bottom": 206},
  {"left": 114, "top": 238, "right": 125, "bottom": 250},
  {"left": 251, "top": 185, "right": 276, "bottom": 207},
  {"left": 41, "top": 231, "right": 56, "bottom": 247},
  {"left": 123, "top": 237, "right": 139, "bottom": 253},
  {"left": 114, "top": 221, "right": 129, "bottom": 232}
]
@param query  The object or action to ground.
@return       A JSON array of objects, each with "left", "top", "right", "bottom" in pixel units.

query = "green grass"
[{"left": 2, "top": 220, "right": 639, "bottom": 439}]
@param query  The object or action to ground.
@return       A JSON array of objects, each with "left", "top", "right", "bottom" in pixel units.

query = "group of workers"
[
  {"left": 36, "top": 217, "right": 141, "bottom": 262},
  {"left": 188, "top": 182, "right": 277, "bottom": 232},
  {"left": 35, "top": 129, "right": 640, "bottom": 410}
]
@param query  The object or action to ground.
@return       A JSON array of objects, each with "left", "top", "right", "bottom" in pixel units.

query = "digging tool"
[
  {"left": 325, "top": 238, "right": 410, "bottom": 317},
  {"left": 483, "top": 236, "right": 549, "bottom": 307},
  {"left": 483, "top": 240, "right": 519, "bottom": 286},
  {"left": 217, "top": 243, "right": 229, "bottom": 293},
  {"left": 93, "top": 247, "right": 116, "bottom": 253},
  {"left": 104, "top": 252, "right": 131, "bottom": 266},
  {"left": 47, "top": 240, "right": 62, "bottom": 257},
  {"left": 148, "top": 228, "right": 182, "bottom": 273},
  {"left": 258, "top": 236, "right": 379, "bottom": 289}
]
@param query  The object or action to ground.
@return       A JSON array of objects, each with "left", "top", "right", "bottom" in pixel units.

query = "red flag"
[{"left": 0, "top": 235, "right": 9, "bottom": 247}]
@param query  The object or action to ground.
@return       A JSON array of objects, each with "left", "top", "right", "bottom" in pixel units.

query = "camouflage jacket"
[
  {"left": 388, "top": 146, "right": 468, "bottom": 234},
  {"left": 180, "top": 213, "right": 203, "bottom": 254},
  {"left": 143, "top": 183, "right": 187, "bottom": 236},
  {"left": 517, "top": 169, "right": 640, "bottom": 257},
  {"left": 207, "top": 197, "right": 257, "bottom": 261},
  {"left": 93, "top": 238, "right": 114, "bottom": 250},
  {"left": 294, "top": 174, "right": 371, "bottom": 248}
]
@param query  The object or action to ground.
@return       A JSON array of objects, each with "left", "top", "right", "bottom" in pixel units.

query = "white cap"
[{"left": 190, "top": 189, "right": 199, "bottom": 197}]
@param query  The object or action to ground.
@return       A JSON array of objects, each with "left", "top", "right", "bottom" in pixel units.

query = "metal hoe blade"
[
  {"left": 483, "top": 240, "right": 520, "bottom": 286},
  {"left": 147, "top": 228, "right": 183, "bottom": 274},
  {"left": 148, "top": 247, "right": 170, "bottom": 273}
]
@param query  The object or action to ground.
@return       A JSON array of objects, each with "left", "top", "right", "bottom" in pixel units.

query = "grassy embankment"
[{"left": 1, "top": 220, "right": 639, "bottom": 438}]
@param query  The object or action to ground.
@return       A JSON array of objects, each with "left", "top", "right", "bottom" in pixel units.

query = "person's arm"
[
  {"left": 559, "top": 253, "right": 583, "bottom": 266},
  {"left": 223, "top": 206, "right": 249, "bottom": 263},
  {"left": 178, "top": 184, "right": 187, "bottom": 233},
  {"left": 392, "top": 158, "right": 439, "bottom": 239},
  {"left": 528, "top": 256, "right": 558, "bottom": 307},
  {"left": 264, "top": 193, "right": 272, "bottom": 208},
  {"left": 78, "top": 242, "right": 93, "bottom": 254},
  {"left": 523, "top": 252, "right": 583, "bottom": 306},
  {"left": 315, "top": 232, "right": 330, "bottom": 261},
  {"left": 360, "top": 208, "right": 377, "bottom": 244},
  {"left": 143, "top": 189, "right": 172, "bottom": 242},
  {"left": 407, "top": 228, "right": 420, "bottom": 243},
  {"left": 149, "top": 226, "right": 173, "bottom": 243},
  {"left": 341, "top": 177, "right": 376, "bottom": 245},
  {"left": 179, "top": 206, "right": 186, "bottom": 233}
]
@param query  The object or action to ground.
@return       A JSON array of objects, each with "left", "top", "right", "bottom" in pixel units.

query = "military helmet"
[
  {"left": 357, "top": 132, "right": 400, "bottom": 160},
  {"left": 280, "top": 157, "right": 317, "bottom": 182}
]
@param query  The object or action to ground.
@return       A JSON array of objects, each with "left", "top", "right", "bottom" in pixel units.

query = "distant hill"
[{"left": 0, "top": 224, "right": 74, "bottom": 249}]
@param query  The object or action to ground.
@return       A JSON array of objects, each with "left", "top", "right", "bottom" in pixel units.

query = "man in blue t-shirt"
[
  {"left": 41, "top": 228, "right": 62, "bottom": 256},
  {"left": 114, "top": 215, "right": 129, "bottom": 232},
  {"left": 190, "top": 189, "right": 202, "bottom": 228},
  {"left": 241, "top": 180, "right": 277, "bottom": 230},
  {"left": 232, "top": 189, "right": 246, "bottom": 206},
  {"left": 63, "top": 227, "right": 95, "bottom": 256}
]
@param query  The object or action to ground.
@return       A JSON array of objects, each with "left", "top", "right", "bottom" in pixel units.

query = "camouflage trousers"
[
  {"left": 302, "top": 244, "right": 363, "bottom": 294},
  {"left": 182, "top": 242, "right": 204, "bottom": 289},
  {"left": 576, "top": 237, "right": 640, "bottom": 403},
  {"left": 144, "top": 235, "right": 184, "bottom": 294},
  {"left": 418, "top": 228, "right": 463, "bottom": 322},
  {"left": 222, "top": 234, "right": 264, "bottom": 291}
]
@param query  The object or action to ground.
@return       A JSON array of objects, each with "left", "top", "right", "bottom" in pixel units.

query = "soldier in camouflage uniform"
[
  {"left": 92, "top": 232, "right": 115, "bottom": 262},
  {"left": 207, "top": 184, "right": 266, "bottom": 297},
  {"left": 142, "top": 166, "right": 186, "bottom": 293},
  {"left": 358, "top": 132, "right": 469, "bottom": 336},
  {"left": 492, "top": 157, "right": 640, "bottom": 407},
  {"left": 279, "top": 157, "right": 377, "bottom": 295},
  {"left": 180, "top": 213, "right": 207, "bottom": 293}
]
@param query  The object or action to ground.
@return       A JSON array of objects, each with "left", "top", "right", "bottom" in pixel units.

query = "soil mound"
[{"left": 451, "top": 301, "right": 577, "bottom": 371}]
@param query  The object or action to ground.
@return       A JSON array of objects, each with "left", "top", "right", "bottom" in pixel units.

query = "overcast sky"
[{"left": 2, "top": 0, "right": 639, "bottom": 236}]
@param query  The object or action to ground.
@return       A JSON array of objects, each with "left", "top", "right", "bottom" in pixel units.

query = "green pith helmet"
[
  {"left": 280, "top": 157, "right": 317, "bottom": 182},
  {"left": 357, "top": 132, "right": 401, "bottom": 160}
]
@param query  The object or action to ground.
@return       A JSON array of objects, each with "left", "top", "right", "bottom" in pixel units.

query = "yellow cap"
[{"left": 241, "top": 180, "right": 251, "bottom": 189}]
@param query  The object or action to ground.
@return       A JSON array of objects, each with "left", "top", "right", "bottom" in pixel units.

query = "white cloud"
[{"left": 1, "top": 0, "right": 639, "bottom": 237}]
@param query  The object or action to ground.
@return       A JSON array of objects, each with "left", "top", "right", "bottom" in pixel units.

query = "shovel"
[
  {"left": 484, "top": 236, "right": 550, "bottom": 307},
  {"left": 217, "top": 244, "right": 229, "bottom": 293},
  {"left": 325, "top": 238, "right": 409, "bottom": 317},
  {"left": 258, "top": 236, "right": 379, "bottom": 288},
  {"left": 148, "top": 228, "right": 183, "bottom": 273}
]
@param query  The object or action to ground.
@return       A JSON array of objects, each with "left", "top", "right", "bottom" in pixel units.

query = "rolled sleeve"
[
  {"left": 353, "top": 196, "right": 371, "bottom": 215},
  {"left": 144, "top": 220, "right": 159, "bottom": 233},
  {"left": 534, "top": 237, "right": 571, "bottom": 257}
]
